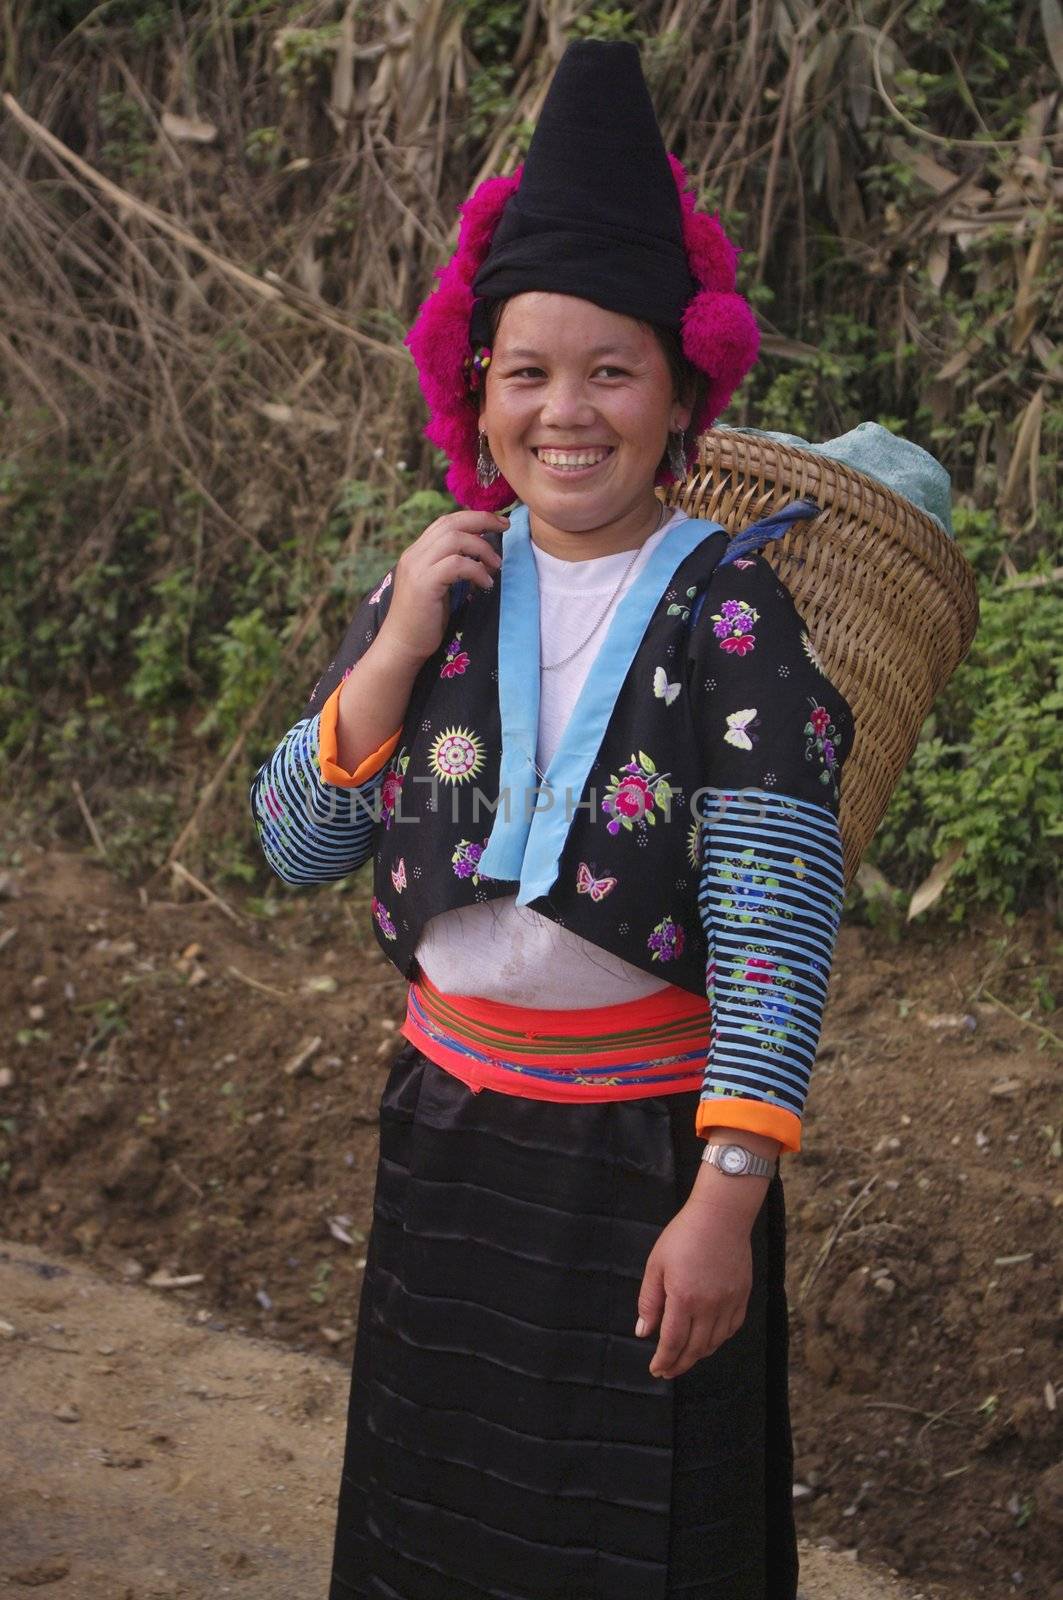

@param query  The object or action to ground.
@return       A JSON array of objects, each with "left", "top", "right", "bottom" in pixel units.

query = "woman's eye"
[
  {"left": 508, "top": 367, "right": 545, "bottom": 379},
  {"left": 595, "top": 366, "right": 628, "bottom": 379}
]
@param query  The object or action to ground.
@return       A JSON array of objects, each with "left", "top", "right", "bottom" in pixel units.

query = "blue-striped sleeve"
[
  {"left": 250, "top": 712, "right": 383, "bottom": 884},
  {"left": 688, "top": 545, "right": 856, "bottom": 1147},
  {"left": 250, "top": 564, "right": 398, "bottom": 884},
  {"left": 696, "top": 789, "right": 845, "bottom": 1132}
]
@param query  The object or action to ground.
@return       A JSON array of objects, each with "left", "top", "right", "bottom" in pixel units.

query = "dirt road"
[{"left": 1, "top": 1239, "right": 953, "bottom": 1600}]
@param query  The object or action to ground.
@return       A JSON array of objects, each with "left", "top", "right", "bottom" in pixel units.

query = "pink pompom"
[{"left": 681, "top": 288, "right": 761, "bottom": 437}]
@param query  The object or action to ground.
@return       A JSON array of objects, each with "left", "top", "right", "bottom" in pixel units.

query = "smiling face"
[{"left": 480, "top": 292, "right": 690, "bottom": 558}]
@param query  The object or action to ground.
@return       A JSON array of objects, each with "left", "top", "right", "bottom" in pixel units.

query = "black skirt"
[{"left": 328, "top": 1042, "right": 798, "bottom": 1600}]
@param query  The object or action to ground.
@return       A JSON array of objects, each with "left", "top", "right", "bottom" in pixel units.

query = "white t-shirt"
[{"left": 414, "top": 508, "right": 687, "bottom": 1007}]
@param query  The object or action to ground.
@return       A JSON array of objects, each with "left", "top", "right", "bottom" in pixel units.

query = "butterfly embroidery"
[
  {"left": 724, "top": 708, "right": 761, "bottom": 750},
  {"left": 390, "top": 857, "right": 407, "bottom": 893},
  {"left": 576, "top": 862, "right": 617, "bottom": 901},
  {"left": 652, "top": 666, "right": 680, "bottom": 706}
]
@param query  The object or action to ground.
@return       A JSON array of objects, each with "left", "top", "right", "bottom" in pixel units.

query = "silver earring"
[
  {"left": 476, "top": 430, "right": 500, "bottom": 488},
  {"left": 667, "top": 428, "right": 688, "bottom": 479}
]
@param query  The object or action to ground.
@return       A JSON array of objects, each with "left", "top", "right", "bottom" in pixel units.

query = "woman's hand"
[
  {"left": 635, "top": 1199, "right": 756, "bottom": 1380},
  {"left": 380, "top": 509, "right": 508, "bottom": 666}
]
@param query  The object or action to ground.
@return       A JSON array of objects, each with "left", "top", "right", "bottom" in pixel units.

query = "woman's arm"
[
  {"left": 635, "top": 549, "right": 853, "bottom": 1378},
  {"left": 249, "top": 708, "right": 391, "bottom": 885},
  {"left": 250, "top": 510, "right": 505, "bottom": 887},
  {"left": 689, "top": 549, "right": 853, "bottom": 1158},
  {"left": 249, "top": 565, "right": 405, "bottom": 885}
]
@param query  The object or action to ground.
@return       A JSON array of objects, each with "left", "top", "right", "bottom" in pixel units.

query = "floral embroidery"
[
  {"left": 801, "top": 630, "right": 826, "bottom": 674},
  {"left": 380, "top": 748, "right": 410, "bottom": 829},
  {"left": 686, "top": 818, "right": 701, "bottom": 871},
  {"left": 723, "top": 707, "right": 761, "bottom": 750},
  {"left": 725, "top": 943, "right": 800, "bottom": 1054},
  {"left": 648, "top": 915, "right": 685, "bottom": 962},
  {"left": 451, "top": 837, "right": 490, "bottom": 884},
  {"left": 576, "top": 861, "right": 617, "bottom": 900},
  {"left": 429, "top": 725, "right": 486, "bottom": 785},
  {"left": 711, "top": 597, "right": 759, "bottom": 655},
  {"left": 733, "top": 558, "right": 756, "bottom": 570},
  {"left": 716, "top": 848, "right": 794, "bottom": 927},
  {"left": 368, "top": 571, "right": 393, "bottom": 606},
  {"left": 602, "top": 750, "right": 674, "bottom": 836},
  {"left": 777, "top": 663, "right": 790, "bottom": 678},
  {"left": 667, "top": 584, "right": 697, "bottom": 621},
  {"left": 440, "top": 633, "right": 470, "bottom": 679},
  {"left": 804, "top": 698, "right": 842, "bottom": 799},
  {"left": 371, "top": 896, "right": 397, "bottom": 940},
  {"left": 390, "top": 857, "right": 407, "bottom": 893}
]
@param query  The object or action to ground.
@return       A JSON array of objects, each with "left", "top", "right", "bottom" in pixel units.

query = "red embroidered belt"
[{"left": 400, "top": 970, "right": 711, "bottom": 1103}]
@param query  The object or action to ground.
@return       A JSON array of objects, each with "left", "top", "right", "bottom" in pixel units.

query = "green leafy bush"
[{"left": 868, "top": 509, "right": 1062, "bottom": 919}]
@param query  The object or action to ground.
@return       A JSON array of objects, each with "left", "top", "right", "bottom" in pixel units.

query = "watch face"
[{"left": 721, "top": 1145, "right": 748, "bottom": 1174}]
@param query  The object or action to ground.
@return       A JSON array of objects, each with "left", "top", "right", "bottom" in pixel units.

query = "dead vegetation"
[{"left": 0, "top": 2, "right": 1058, "bottom": 879}]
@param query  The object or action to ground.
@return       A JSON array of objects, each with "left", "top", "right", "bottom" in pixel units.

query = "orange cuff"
[
  {"left": 317, "top": 680, "right": 400, "bottom": 788},
  {"left": 696, "top": 1097, "right": 802, "bottom": 1155}
]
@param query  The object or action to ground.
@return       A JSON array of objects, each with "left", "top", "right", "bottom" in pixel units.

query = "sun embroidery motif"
[
  {"left": 429, "top": 725, "right": 485, "bottom": 785},
  {"left": 712, "top": 597, "right": 759, "bottom": 655},
  {"left": 686, "top": 818, "right": 701, "bottom": 871},
  {"left": 724, "top": 708, "right": 761, "bottom": 750}
]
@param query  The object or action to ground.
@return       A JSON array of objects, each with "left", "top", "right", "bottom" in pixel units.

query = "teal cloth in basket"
[{"left": 714, "top": 421, "right": 953, "bottom": 536}]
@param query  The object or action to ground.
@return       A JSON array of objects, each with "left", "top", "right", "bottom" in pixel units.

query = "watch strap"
[{"left": 700, "top": 1141, "right": 775, "bottom": 1178}]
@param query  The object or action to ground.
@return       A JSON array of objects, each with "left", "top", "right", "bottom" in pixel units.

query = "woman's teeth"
[{"left": 535, "top": 448, "right": 611, "bottom": 470}]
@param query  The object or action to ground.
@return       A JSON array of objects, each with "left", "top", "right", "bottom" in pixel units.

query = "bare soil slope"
[
  {"left": 0, "top": 845, "right": 1059, "bottom": 1598},
  {"left": 1, "top": 1237, "right": 947, "bottom": 1599}
]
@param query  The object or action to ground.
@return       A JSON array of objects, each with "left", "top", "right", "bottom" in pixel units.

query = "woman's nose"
[{"left": 538, "top": 379, "right": 595, "bottom": 429}]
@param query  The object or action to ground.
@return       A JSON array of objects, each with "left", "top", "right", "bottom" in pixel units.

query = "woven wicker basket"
[{"left": 667, "top": 428, "right": 980, "bottom": 888}]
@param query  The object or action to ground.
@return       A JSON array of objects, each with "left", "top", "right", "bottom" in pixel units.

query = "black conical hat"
[{"left": 470, "top": 39, "right": 695, "bottom": 343}]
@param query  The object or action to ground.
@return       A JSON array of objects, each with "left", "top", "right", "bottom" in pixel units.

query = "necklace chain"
[{"left": 539, "top": 501, "right": 668, "bottom": 673}]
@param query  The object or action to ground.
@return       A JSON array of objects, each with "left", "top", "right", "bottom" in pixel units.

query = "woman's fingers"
[
  {"left": 653, "top": 1311, "right": 718, "bottom": 1379},
  {"left": 431, "top": 552, "right": 500, "bottom": 591},
  {"left": 429, "top": 532, "right": 503, "bottom": 573},
  {"left": 648, "top": 1295, "right": 692, "bottom": 1378},
  {"left": 387, "top": 512, "right": 507, "bottom": 656},
  {"left": 649, "top": 1296, "right": 749, "bottom": 1379},
  {"left": 422, "top": 510, "right": 510, "bottom": 546}
]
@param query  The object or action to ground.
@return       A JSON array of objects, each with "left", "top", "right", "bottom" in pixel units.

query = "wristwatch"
[{"left": 701, "top": 1141, "right": 775, "bottom": 1178}]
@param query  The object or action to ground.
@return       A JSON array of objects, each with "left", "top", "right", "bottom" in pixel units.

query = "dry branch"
[{"left": 2, "top": 92, "right": 405, "bottom": 363}]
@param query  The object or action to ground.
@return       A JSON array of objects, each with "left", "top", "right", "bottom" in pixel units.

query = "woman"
[{"left": 252, "top": 40, "right": 854, "bottom": 1600}]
